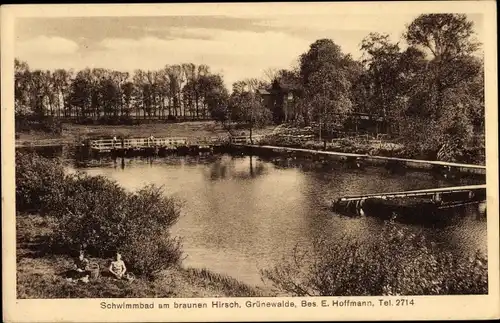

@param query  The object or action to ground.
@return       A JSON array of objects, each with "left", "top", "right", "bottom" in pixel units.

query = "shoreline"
[
  {"left": 17, "top": 214, "right": 274, "bottom": 299},
  {"left": 14, "top": 122, "right": 485, "bottom": 167},
  {"left": 15, "top": 137, "right": 486, "bottom": 178}
]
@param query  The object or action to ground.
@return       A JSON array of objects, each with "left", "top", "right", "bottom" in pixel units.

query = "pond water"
[{"left": 71, "top": 153, "right": 487, "bottom": 287}]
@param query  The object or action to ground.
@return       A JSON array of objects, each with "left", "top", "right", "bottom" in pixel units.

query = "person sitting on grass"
[
  {"left": 109, "top": 252, "right": 127, "bottom": 279},
  {"left": 75, "top": 250, "right": 90, "bottom": 275},
  {"left": 66, "top": 250, "right": 90, "bottom": 283}
]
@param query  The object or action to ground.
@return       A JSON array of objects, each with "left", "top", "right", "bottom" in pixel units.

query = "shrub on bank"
[
  {"left": 16, "top": 152, "right": 183, "bottom": 277},
  {"left": 48, "top": 175, "right": 183, "bottom": 276},
  {"left": 261, "top": 219, "right": 487, "bottom": 296},
  {"left": 116, "top": 185, "right": 183, "bottom": 277},
  {"left": 48, "top": 173, "right": 129, "bottom": 254},
  {"left": 259, "top": 134, "right": 308, "bottom": 148},
  {"left": 15, "top": 152, "right": 66, "bottom": 214}
]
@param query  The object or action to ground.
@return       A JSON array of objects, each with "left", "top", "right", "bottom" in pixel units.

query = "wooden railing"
[
  {"left": 89, "top": 136, "right": 232, "bottom": 151},
  {"left": 90, "top": 137, "right": 188, "bottom": 151},
  {"left": 230, "top": 135, "right": 265, "bottom": 144}
]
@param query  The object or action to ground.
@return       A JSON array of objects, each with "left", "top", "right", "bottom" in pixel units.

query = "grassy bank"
[
  {"left": 17, "top": 214, "right": 270, "bottom": 298},
  {"left": 15, "top": 151, "right": 270, "bottom": 298},
  {"left": 16, "top": 121, "right": 276, "bottom": 145}
]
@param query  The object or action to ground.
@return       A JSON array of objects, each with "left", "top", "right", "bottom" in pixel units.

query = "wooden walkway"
[
  {"left": 88, "top": 135, "right": 266, "bottom": 152},
  {"left": 90, "top": 137, "right": 190, "bottom": 152},
  {"left": 241, "top": 144, "right": 486, "bottom": 175},
  {"left": 89, "top": 136, "right": 226, "bottom": 152}
]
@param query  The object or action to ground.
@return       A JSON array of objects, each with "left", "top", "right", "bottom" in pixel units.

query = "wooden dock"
[
  {"left": 85, "top": 135, "right": 267, "bottom": 153},
  {"left": 338, "top": 184, "right": 486, "bottom": 202},
  {"left": 332, "top": 184, "right": 487, "bottom": 221},
  {"left": 241, "top": 144, "right": 486, "bottom": 175},
  {"left": 88, "top": 136, "right": 228, "bottom": 153}
]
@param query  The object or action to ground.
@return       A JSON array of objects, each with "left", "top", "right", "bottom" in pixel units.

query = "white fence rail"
[{"left": 230, "top": 135, "right": 265, "bottom": 144}]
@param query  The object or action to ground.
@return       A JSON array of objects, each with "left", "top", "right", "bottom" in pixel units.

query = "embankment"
[
  {"left": 15, "top": 151, "right": 272, "bottom": 298},
  {"left": 15, "top": 121, "right": 275, "bottom": 147},
  {"left": 17, "top": 214, "right": 272, "bottom": 298}
]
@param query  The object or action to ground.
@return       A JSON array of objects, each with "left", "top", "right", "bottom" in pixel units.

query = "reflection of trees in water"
[
  {"left": 76, "top": 154, "right": 222, "bottom": 170},
  {"left": 260, "top": 156, "right": 342, "bottom": 173},
  {"left": 208, "top": 155, "right": 267, "bottom": 180},
  {"left": 208, "top": 158, "right": 230, "bottom": 180}
]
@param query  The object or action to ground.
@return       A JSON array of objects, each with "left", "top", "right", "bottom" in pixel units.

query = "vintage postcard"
[{"left": 2, "top": 1, "right": 499, "bottom": 322}]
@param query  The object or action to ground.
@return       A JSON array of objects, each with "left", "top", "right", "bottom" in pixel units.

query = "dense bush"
[
  {"left": 47, "top": 174, "right": 183, "bottom": 276},
  {"left": 259, "top": 134, "right": 305, "bottom": 147},
  {"left": 16, "top": 152, "right": 66, "bottom": 213},
  {"left": 41, "top": 117, "right": 63, "bottom": 134},
  {"left": 116, "top": 185, "right": 183, "bottom": 277},
  {"left": 17, "top": 152, "right": 183, "bottom": 277},
  {"left": 261, "top": 219, "right": 487, "bottom": 296},
  {"left": 47, "top": 173, "right": 130, "bottom": 254}
]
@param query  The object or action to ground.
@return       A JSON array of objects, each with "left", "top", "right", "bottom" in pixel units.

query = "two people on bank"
[{"left": 69, "top": 250, "right": 134, "bottom": 283}]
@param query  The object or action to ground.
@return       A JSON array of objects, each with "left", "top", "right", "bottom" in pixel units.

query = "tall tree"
[
  {"left": 69, "top": 69, "right": 93, "bottom": 118},
  {"left": 52, "top": 69, "right": 73, "bottom": 117},
  {"left": 358, "top": 33, "right": 403, "bottom": 117},
  {"left": 397, "top": 14, "right": 483, "bottom": 160},
  {"left": 299, "top": 39, "right": 356, "bottom": 135},
  {"left": 15, "top": 59, "right": 32, "bottom": 117},
  {"left": 229, "top": 78, "right": 272, "bottom": 143},
  {"left": 404, "top": 14, "right": 481, "bottom": 118},
  {"left": 122, "top": 81, "right": 135, "bottom": 117}
]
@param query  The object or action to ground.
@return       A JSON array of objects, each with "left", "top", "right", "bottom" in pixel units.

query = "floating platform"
[{"left": 332, "top": 185, "right": 487, "bottom": 223}]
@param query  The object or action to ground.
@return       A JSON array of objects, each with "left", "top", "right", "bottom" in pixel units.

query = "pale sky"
[{"left": 14, "top": 13, "right": 483, "bottom": 89}]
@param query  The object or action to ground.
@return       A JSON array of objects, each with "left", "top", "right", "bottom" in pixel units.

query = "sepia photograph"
[{"left": 2, "top": 1, "right": 498, "bottom": 322}]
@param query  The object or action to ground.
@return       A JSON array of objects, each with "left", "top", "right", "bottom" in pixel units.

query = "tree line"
[
  {"left": 218, "top": 13, "right": 484, "bottom": 159},
  {"left": 15, "top": 14, "right": 484, "bottom": 159},
  {"left": 15, "top": 61, "right": 229, "bottom": 122}
]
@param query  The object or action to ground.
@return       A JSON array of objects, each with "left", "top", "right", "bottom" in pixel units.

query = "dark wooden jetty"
[{"left": 332, "top": 185, "right": 487, "bottom": 222}]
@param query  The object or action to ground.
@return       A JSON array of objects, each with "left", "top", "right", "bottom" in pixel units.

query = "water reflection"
[
  {"left": 70, "top": 153, "right": 486, "bottom": 287},
  {"left": 207, "top": 155, "right": 267, "bottom": 181}
]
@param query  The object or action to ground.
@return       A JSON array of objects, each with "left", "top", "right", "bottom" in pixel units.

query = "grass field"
[{"left": 15, "top": 121, "right": 276, "bottom": 145}]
